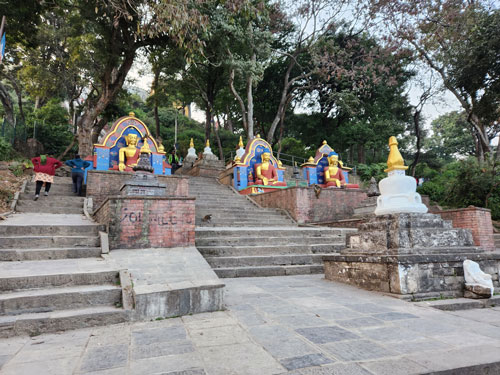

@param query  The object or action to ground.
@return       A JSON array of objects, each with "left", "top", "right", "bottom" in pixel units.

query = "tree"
[{"left": 367, "top": 0, "right": 500, "bottom": 161}]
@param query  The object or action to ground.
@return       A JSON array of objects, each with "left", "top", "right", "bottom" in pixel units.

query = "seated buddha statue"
[
  {"left": 118, "top": 134, "right": 140, "bottom": 171},
  {"left": 254, "top": 151, "right": 287, "bottom": 186},
  {"left": 324, "top": 154, "right": 346, "bottom": 188}
]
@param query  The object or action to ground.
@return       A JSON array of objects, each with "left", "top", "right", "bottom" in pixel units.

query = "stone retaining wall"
[
  {"left": 86, "top": 170, "right": 189, "bottom": 209},
  {"left": 433, "top": 207, "right": 495, "bottom": 251},
  {"left": 250, "top": 186, "right": 368, "bottom": 224},
  {"left": 94, "top": 196, "right": 195, "bottom": 249}
]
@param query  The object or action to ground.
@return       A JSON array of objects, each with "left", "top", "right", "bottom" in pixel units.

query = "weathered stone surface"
[
  {"left": 463, "top": 259, "right": 494, "bottom": 298},
  {"left": 464, "top": 284, "right": 493, "bottom": 299}
]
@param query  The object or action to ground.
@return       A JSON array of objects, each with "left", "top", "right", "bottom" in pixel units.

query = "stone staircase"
[
  {"left": 16, "top": 177, "right": 84, "bottom": 214},
  {"left": 190, "top": 176, "right": 355, "bottom": 277},
  {"left": 0, "top": 178, "right": 127, "bottom": 338},
  {"left": 495, "top": 233, "right": 500, "bottom": 250}
]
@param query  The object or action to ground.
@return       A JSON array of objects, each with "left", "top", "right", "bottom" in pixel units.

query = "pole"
[
  {"left": 33, "top": 120, "right": 36, "bottom": 139},
  {"left": 1, "top": 116, "right": 4, "bottom": 137},
  {"left": 174, "top": 111, "right": 178, "bottom": 148}
]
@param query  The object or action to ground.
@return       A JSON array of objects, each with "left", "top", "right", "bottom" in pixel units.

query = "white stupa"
[
  {"left": 203, "top": 139, "right": 218, "bottom": 160},
  {"left": 374, "top": 136, "right": 428, "bottom": 215},
  {"left": 235, "top": 136, "right": 246, "bottom": 161},
  {"left": 184, "top": 138, "right": 197, "bottom": 164}
]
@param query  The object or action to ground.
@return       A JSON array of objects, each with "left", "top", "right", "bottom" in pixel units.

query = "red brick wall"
[
  {"left": 434, "top": 206, "right": 495, "bottom": 251},
  {"left": 251, "top": 186, "right": 368, "bottom": 224},
  {"left": 94, "top": 196, "right": 195, "bottom": 249},
  {"left": 87, "top": 170, "right": 189, "bottom": 208}
]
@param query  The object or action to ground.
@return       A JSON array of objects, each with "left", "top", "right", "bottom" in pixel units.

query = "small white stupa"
[
  {"left": 203, "top": 139, "right": 218, "bottom": 160},
  {"left": 374, "top": 136, "right": 428, "bottom": 215},
  {"left": 184, "top": 138, "right": 197, "bottom": 164},
  {"left": 235, "top": 136, "right": 246, "bottom": 161}
]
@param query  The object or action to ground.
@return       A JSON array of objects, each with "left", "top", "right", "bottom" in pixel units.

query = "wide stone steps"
[
  {"left": 195, "top": 227, "right": 350, "bottom": 238},
  {"left": 196, "top": 235, "right": 342, "bottom": 247},
  {"left": 0, "top": 247, "right": 102, "bottom": 261},
  {"left": 24, "top": 182, "right": 75, "bottom": 193},
  {"left": 0, "top": 235, "right": 100, "bottom": 249},
  {"left": 0, "top": 305, "right": 129, "bottom": 338},
  {"left": 206, "top": 254, "right": 324, "bottom": 268},
  {"left": 0, "top": 284, "right": 122, "bottom": 315},
  {"left": 196, "top": 218, "right": 294, "bottom": 227},
  {"left": 213, "top": 264, "right": 324, "bottom": 278},
  {"left": 495, "top": 234, "right": 500, "bottom": 249},
  {"left": 0, "top": 224, "right": 100, "bottom": 236},
  {"left": 199, "top": 244, "right": 344, "bottom": 257},
  {"left": 16, "top": 203, "right": 83, "bottom": 214}
]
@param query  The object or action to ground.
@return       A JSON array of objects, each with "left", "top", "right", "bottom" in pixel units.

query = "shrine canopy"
[
  {"left": 301, "top": 140, "right": 354, "bottom": 186},
  {"left": 89, "top": 113, "right": 170, "bottom": 176}
]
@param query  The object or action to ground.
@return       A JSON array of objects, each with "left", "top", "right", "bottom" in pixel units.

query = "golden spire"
[
  {"left": 128, "top": 112, "right": 135, "bottom": 117},
  {"left": 206, "top": 139, "right": 210, "bottom": 148},
  {"left": 385, "top": 136, "right": 408, "bottom": 173},
  {"left": 158, "top": 143, "right": 165, "bottom": 154},
  {"left": 322, "top": 140, "right": 327, "bottom": 145},
  {"left": 256, "top": 134, "right": 261, "bottom": 138},
  {"left": 140, "top": 139, "right": 152, "bottom": 154},
  {"left": 190, "top": 138, "right": 194, "bottom": 148},
  {"left": 308, "top": 156, "right": 314, "bottom": 163},
  {"left": 238, "top": 136, "right": 244, "bottom": 148}
]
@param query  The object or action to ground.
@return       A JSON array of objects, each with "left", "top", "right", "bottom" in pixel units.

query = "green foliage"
[
  {"left": 27, "top": 99, "right": 74, "bottom": 156},
  {"left": 0, "top": 137, "right": 16, "bottom": 161},
  {"left": 417, "top": 158, "right": 500, "bottom": 220},
  {"left": 356, "top": 163, "right": 387, "bottom": 183},
  {"left": 8, "top": 160, "right": 31, "bottom": 177},
  {"left": 275, "top": 138, "right": 309, "bottom": 160}
]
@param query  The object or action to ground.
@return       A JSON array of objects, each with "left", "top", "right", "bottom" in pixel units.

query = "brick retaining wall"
[
  {"left": 433, "top": 207, "right": 495, "bottom": 251},
  {"left": 86, "top": 170, "right": 189, "bottom": 208},
  {"left": 94, "top": 196, "right": 195, "bottom": 249},
  {"left": 251, "top": 186, "right": 368, "bottom": 224}
]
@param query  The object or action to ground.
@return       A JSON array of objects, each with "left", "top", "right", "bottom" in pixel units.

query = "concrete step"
[
  {"left": 360, "top": 214, "right": 454, "bottom": 230},
  {"left": 0, "top": 284, "right": 122, "bottom": 315},
  {"left": 196, "top": 212, "right": 288, "bottom": 219},
  {"left": 205, "top": 254, "right": 324, "bottom": 268},
  {"left": 195, "top": 203, "right": 260, "bottom": 210},
  {"left": 0, "top": 235, "right": 100, "bottom": 249},
  {"left": 0, "top": 305, "right": 129, "bottom": 338},
  {"left": 0, "top": 269, "right": 119, "bottom": 292},
  {"left": 195, "top": 227, "right": 351, "bottom": 238},
  {"left": 494, "top": 234, "right": 500, "bottom": 248},
  {"left": 197, "top": 221, "right": 294, "bottom": 227},
  {"left": 18, "top": 193, "right": 85, "bottom": 203},
  {"left": 15, "top": 206, "right": 84, "bottom": 214},
  {"left": 198, "top": 244, "right": 343, "bottom": 257},
  {"left": 0, "top": 247, "right": 102, "bottom": 261},
  {"left": 195, "top": 218, "right": 293, "bottom": 226},
  {"left": 213, "top": 264, "right": 324, "bottom": 278},
  {"left": 0, "top": 224, "right": 100, "bottom": 236},
  {"left": 196, "top": 235, "right": 342, "bottom": 247},
  {"left": 16, "top": 199, "right": 83, "bottom": 208}
]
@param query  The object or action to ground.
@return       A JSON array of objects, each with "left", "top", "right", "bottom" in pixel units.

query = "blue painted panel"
[
  {"left": 308, "top": 167, "right": 318, "bottom": 185},
  {"left": 151, "top": 154, "right": 163, "bottom": 175},
  {"left": 277, "top": 169, "right": 284, "bottom": 182},
  {"left": 235, "top": 166, "right": 248, "bottom": 190},
  {"left": 95, "top": 148, "right": 110, "bottom": 170}
]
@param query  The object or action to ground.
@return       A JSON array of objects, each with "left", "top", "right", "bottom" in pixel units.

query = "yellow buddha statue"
[
  {"left": 324, "top": 154, "right": 346, "bottom": 188},
  {"left": 255, "top": 150, "right": 286, "bottom": 186},
  {"left": 118, "top": 134, "right": 140, "bottom": 171}
]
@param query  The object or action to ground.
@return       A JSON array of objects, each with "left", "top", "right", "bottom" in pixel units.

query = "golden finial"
[
  {"left": 206, "top": 139, "right": 210, "bottom": 148},
  {"left": 256, "top": 134, "right": 261, "bottom": 138},
  {"left": 129, "top": 112, "right": 135, "bottom": 117},
  {"left": 190, "top": 138, "right": 194, "bottom": 148},
  {"left": 308, "top": 156, "right": 314, "bottom": 163},
  {"left": 385, "top": 136, "right": 408, "bottom": 173},
  {"left": 278, "top": 160, "right": 283, "bottom": 167},
  {"left": 158, "top": 143, "right": 165, "bottom": 154},
  {"left": 238, "top": 136, "right": 244, "bottom": 148},
  {"left": 235, "top": 155, "right": 241, "bottom": 162},
  {"left": 322, "top": 140, "right": 327, "bottom": 145},
  {"left": 140, "top": 139, "right": 152, "bottom": 154}
]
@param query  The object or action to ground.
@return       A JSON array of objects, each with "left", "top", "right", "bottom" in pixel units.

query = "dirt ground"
[{"left": 0, "top": 161, "right": 31, "bottom": 213}]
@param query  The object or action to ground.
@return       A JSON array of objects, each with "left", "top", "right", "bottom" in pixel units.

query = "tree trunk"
[
  {"left": 153, "top": 70, "right": 160, "bottom": 139},
  {"left": 357, "top": 143, "right": 365, "bottom": 164},
  {"left": 276, "top": 113, "right": 285, "bottom": 159},
  {"left": 229, "top": 68, "right": 248, "bottom": 134},
  {"left": 246, "top": 52, "right": 256, "bottom": 140},
  {"left": 225, "top": 106, "right": 233, "bottom": 132},
  {"left": 0, "top": 83, "right": 14, "bottom": 125},
  {"left": 214, "top": 114, "right": 223, "bottom": 161},
  {"left": 496, "top": 139, "right": 500, "bottom": 161},
  {"left": 409, "top": 109, "right": 422, "bottom": 177},
  {"left": 205, "top": 105, "right": 212, "bottom": 142}
]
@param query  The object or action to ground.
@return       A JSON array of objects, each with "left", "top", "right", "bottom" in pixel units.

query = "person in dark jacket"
[
  {"left": 168, "top": 149, "right": 180, "bottom": 174},
  {"left": 31, "top": 155, "right": 63, "bottom": 200},
  {"left": 65, "top": 154, "right": 91, "bottom": 196}
]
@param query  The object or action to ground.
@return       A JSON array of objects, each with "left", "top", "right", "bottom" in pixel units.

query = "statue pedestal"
[
  {"left": 186, "top": 158, "right": 225, "bottom": 178},
  {"left": 323, "top": 213, "right": 500, "bottom": 300},
  {"left": 120, "top": 173, "right": 166, "bottom": 196}
]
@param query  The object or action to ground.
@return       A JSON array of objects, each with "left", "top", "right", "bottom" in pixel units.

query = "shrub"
[{"left": 0, "top": 137, "right": 16, "bottom": 161}]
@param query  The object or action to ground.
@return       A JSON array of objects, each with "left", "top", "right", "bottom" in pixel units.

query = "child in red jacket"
[{"left": 31, "top": 155, "right": 63, "bottom": 200}]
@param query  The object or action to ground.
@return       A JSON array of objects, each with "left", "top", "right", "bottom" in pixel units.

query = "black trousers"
[
  {"left": 71, "top": 172, "right": 84, "bottom": 196},
  {"left": 35, "top": 181, "right": 51, "bottom": 195}
]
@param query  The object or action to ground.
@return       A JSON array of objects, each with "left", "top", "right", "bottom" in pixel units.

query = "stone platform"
[
  {"left": 106, "top": 247, "right": 224, "bottom": 319},
  {"left": 2, "top": 275, "right": 500, "bottom": 375},
  {"left": 323, "top": 213, "right": 500, "bottom": 299}
]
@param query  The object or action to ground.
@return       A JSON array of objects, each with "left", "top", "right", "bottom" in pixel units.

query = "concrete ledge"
[{"left": 415, "top": 295, "right": 500, "bottom": 311}]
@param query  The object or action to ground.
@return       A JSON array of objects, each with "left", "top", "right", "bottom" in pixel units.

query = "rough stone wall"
[
  {"left": 86, "top": 170, "right": 189, "bottom": 208},
  {"left": 251, "top": 187, "right": 368, "bottom": 223},
  {"left": 324, "top": 255, "right": 500, "bottom": 298},
  {"left": 434, "top": 207, "right": 495, "bottom": 251},
  {"left": 95, "top": 197, "right": 195, "bottom": 249}
]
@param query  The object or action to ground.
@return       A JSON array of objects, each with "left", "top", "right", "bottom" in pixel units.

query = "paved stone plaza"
[{"left": 1, "top": 274, "right": 500, "bottom": 375}]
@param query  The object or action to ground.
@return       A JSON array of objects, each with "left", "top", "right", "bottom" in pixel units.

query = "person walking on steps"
[
  {"left": 168, "top": 149, "right": 180, "bottom": 174},
  {"left": 31, "top": 155, "right": 63, "bottom": 201},
  {"left": 65, "top": 154, "right": 91, "bottom": 196}
]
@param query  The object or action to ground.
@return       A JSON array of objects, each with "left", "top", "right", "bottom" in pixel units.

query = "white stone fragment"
[{"left": 463, "top": 259, "right": 494, "bottom": 297}]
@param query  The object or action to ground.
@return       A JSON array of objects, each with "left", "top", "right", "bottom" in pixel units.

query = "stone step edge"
[
  {"left": 0, "top": 235, "right": 99, "bottom": 240},
  {"left": 0, "top": 306, "right": 129, "bottom": 338},
  {"left": 0, "top": 284, "right": 121, "bottom": 301}
]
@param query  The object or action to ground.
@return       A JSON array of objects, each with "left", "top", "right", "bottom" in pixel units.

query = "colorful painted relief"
[
  {"left": 301, "top": 141, "right": 359, "bottom": 189},
  {"left": 233, "top": 135, "right": 288, "bottom": 195},
  {"left": 85, "top": 113, "right": 171, "bottom": 177}
]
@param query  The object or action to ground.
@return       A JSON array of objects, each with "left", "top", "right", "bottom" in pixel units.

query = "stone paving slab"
[{"left": 1, "top": 275, "right": 500, "bottom": 374}]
